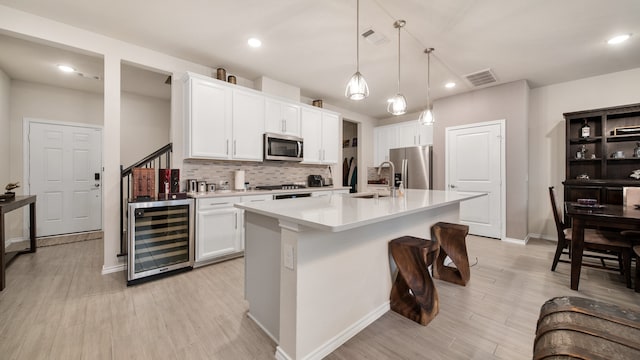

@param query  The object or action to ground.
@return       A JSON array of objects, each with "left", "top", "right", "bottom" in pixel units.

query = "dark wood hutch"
[{"left": 564, "top": 103, "right": 640, "bottom": 210}]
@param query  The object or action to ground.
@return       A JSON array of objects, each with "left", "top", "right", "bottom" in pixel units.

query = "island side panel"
[
  {"left": 244, "top": 212, "right": 282, "bottom": 342},
  {"left": 278, "top": 202, "right": 459, "bottom": 360}
]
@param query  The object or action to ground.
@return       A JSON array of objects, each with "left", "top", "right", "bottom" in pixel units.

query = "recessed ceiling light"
[
  {"left": 607, "top": 33, "right": 631, "bottom": 45},
  {"left": 57, "top": 64, "right": 76, "bottom": 73},
  {"left": 445, "top": 82, "right": 456, "bottom": 88},
  {"left": 248, "top": 38, "right": 262, "bottom": 48}
]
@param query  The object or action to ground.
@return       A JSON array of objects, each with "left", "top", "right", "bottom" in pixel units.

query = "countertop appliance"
[
  {"left": 264, "top": 133, "right": 303, "bottom": 161},
  {"left": 127, "top": 198, "right": 194, "bottom": 285},
  {"left": 389, "top": 145, "right": 433, "bottom": 189},
  {"left": 308, "top": 175, "right": 324, "bottom": 187}
]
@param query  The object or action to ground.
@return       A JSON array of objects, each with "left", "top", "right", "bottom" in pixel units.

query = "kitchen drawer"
[
  {"left": 197, "top": 197, "right": 241, "bottom": 210},
  {"left": 241, "top": 194, "right": 273, "bottom": 203}
]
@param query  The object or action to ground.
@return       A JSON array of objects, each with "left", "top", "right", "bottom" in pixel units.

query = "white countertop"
[
  {"left": 235, "top": 189, "right": 484, "bottom": 232},
  {"left": 188, "top": 186, "right": 349, "bottom": 199}
]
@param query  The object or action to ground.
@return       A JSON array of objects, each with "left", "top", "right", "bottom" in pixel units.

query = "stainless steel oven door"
[{"left": 264, "top": 133, "right": 303, "bottom": 161}]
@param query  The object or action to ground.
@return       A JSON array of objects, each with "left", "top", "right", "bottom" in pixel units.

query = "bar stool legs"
[
  {"left": 431, "top": 222, "right": 471, "bottom": 286},
  {"left": 389, "top": 236, "right": 440, "bottom": 326}
]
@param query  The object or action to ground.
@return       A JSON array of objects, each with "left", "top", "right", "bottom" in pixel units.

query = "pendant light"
[
  {"left": 345, "top": 0, "right": 369, "bottom": 100},
  {"left": 387, "top": 20, "right": 407, "bottom": 116},
  {"left": 418, "top": 48, "right": 435, "bottom": 125}
]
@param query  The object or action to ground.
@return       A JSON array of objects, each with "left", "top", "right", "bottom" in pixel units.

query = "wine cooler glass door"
[{"left": 128, "top": 199, "right": 194, "bottom": 281}]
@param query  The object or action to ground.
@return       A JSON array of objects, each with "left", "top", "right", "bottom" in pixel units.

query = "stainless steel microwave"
[{"left": 264, "top": 133, "right": 304, "bottom": 161}]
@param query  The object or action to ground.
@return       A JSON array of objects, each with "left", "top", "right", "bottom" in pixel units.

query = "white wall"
[
  {"left": 528, "top": 67, "right": 640, "bottom": 240},
  {"left": 7, "top": 80, "right": 103, "bottom": 239},
  {"left": 426, "top": 80, "right": 529, "bottom": 240},
  {"left": 0, "top": 69, "right": 10, "bottom": 192},
  {"left": 1, "top": 4, "right": 213, "bottom": 272},
  {"left": 120, "top": 92, "right": 170, "bottom": 168}
]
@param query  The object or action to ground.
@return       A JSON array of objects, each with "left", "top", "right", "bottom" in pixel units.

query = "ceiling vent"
[
  {"left": 361, "top": 28, "right": 389, "bottom": 45},
  {"left": 464, "top": 68, "right": 497, "bottom": 87}
]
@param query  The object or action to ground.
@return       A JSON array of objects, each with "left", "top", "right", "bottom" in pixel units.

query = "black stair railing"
[{"left": 119, "top": 143, "right": 173, "bottom": 256}]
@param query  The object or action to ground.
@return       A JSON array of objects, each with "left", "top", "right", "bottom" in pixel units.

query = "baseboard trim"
[
  {"left": 101, "top": 264, "right": 125, "bottom": 275},
  {"left": 275, "top": 346, "right": 293, "bottom": 360},
  {"left": 502, "top": 237, "right": 526, "bottom": 245},
  {"left": 277, "top": 301, "right": 390, "bottom": 360},
  {"left": 247, "top": 312, "right": 278, "bottom": 344},
  {"left": 528, "top": 233, "right": 557, "bottom": 242},
  {"left": 5, "top": 236, "right": 27, "bottom": 247}
]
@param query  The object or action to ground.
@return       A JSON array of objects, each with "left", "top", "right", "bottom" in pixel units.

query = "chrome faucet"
[{"left": 377, "top": 161, "right": 397, "bottom": 197}]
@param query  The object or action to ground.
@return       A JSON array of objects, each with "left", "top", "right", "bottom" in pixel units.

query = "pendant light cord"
[
  {"left": 356, "top": 0, "right": 360, "bottom": 72},
  {"left": 427, "top": 49, "right": 431, "bottom": 107},
  {"left": 397, "top": 24, "right": 401, "bottom": 93}
]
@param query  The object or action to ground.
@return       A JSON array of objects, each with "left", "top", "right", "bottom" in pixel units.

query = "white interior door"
[
  {"left": 28, "top": 121, "right": 102, "bottom": 237},
  {"left": 446, "top": 121, "right": 504, "bottom": 239}
]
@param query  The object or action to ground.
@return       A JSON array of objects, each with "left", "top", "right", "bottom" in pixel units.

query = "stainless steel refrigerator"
[{"left": 389, "top": 145, "right": 433, "bottom": 189}]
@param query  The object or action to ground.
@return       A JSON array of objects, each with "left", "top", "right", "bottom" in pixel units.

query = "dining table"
[{"left": 564, "top": 202, "right": 640, "bottom": 290}]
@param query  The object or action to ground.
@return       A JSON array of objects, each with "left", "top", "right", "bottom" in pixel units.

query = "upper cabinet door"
[
  {"left": 321, "top": 112, "right": 339, "bottom": 164},
  {"left": 397, "top": 122, "right": 418, "bottom": 147},
  {"left": 416, "top": 123, "right": 433, "bottom": 145},
  {"left": 265, "top": 98, "right": 300, "bottom": 136},
  {"left": 233, "top": 89, "right": 265, "bottom": 161},
  {"left": 301, "top": 108, "right": 339, "bottom": 164},
  {"left": 374, "top": 125, "right": 397, "bottom": 165},
  {"left": 186, "top": 77, "right": 232, "bottom": 159},
  {"left": 301, "top": 107, "right": 323, "bottom": 163},
  {"left": 282, "top": 103, "right": 301, "bottom": 135}
]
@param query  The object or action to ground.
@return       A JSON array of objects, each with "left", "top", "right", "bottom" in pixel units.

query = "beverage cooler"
[{"left": 127, "top": 198, "right": 194, "bottom": 284}]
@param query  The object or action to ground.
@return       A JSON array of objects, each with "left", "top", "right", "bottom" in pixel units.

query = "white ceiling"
[{"left": 1, "top": 0, "right": 639, "bottom": 118}]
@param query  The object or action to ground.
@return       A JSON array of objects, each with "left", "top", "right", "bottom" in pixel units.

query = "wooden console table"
[{"left": 0, "top": 195, "right": 36, "bottom": 291}]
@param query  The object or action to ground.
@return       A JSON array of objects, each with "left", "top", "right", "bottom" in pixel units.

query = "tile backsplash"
[
  {"left": 367, "top": 166, "right": 390, "bottom": 184},
  {"left": 182, "top": 160, "right": 332, "bottom": 188}
]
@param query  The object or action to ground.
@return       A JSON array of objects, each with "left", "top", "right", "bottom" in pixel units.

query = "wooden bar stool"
[
  {"left": 389, "top": 236, "right": 440, "bottom": 326},
  {"left": 431, "top": 222, "right": 471, "bottom": 286}
]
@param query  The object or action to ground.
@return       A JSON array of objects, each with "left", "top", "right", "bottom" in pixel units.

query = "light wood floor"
[{"left": 1, "top": 236, "right": 638, "bottom": 359}]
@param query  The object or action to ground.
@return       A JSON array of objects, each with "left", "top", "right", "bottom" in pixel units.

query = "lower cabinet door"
[{"left": 196, "top": 207, "right": 242, "bottom": 262}]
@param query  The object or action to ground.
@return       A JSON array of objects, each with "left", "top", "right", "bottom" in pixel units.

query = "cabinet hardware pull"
[
  {"left": 235, "top": 213, "right": 238, "bottom": 229},
  {"left": 233, "top": 140, "right": 237, "bottom": 155},
  {"left": 226, "top": 139, "right": 229, "bottom": 155}
]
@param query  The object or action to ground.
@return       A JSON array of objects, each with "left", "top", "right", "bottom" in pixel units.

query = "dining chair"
[
  {"left": 619, "top": 230, "right": 640, "bottom": 292},
  {"left": 549, "top": 187, "right": 633, "bottom": 287}
]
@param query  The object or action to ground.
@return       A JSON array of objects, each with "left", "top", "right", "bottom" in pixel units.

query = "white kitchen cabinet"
[
  {"left": 374, "top": 121, "right": 433, "bottom": 164},
  {"left": 196, "top": 197, "right": 243, "bottom": 265},
  {"left": 311, "top": 191, "right": 331, "bottom": 198},
  {"left": 312, "top": 189, "right": 349, "bottom": 197},
  {"left": 321, "top": 112, "right": 340, "bottom": 164},
  {"left": 396, "top": 122, "right": 433, "bottom": 147},
  {"left": 301, "top": 107, "right": 339, "bottom": 164},
  {"left": 185, "top": 75, "right": 232, "bottom": 159},
  {"left": 373, "top": 125, "right": 397, "bottom": 165},
  {"left": 265, "top": 98, "right": 300, "bottom": 136},
  {"left": 232, "top": 89, "right": 265, "bottom": 161}
]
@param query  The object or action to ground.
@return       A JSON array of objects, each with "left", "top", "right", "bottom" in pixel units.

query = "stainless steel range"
[
  {"left": 255, "top": 184, "right": 306, "bottom": 190},
  {"left": 254, "top": 184, "right": 311, "bottom": 199}
]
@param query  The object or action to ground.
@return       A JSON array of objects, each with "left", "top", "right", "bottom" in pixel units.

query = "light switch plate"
[{"left": 284, "top": 244, "right": 294, "bottom": 270}]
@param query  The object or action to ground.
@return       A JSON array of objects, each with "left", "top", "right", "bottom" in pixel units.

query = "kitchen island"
[{"left": 235, "top": 189, "right": 483, "bottom": 360}]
